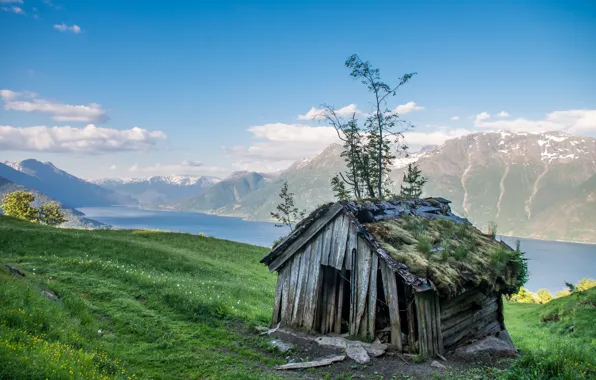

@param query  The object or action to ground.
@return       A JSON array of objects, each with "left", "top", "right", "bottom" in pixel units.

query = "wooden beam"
[
  {"left": 327, "top": 269, "right": 338, "bottom": 333},
  {"left": 354, "top": 238, "right": 372, "bottom": 335},
  {"left": 381, "top": 262, "right": 402, "bottom": 351},
  {"left": 406, "top": 289, "right": 417, "bottom": 352},
  {"left": 271, "top": 272, "right": 283, "bottom": 326},
  {"left": 303, "top": 236, "right": 323, "bottom": 331},
  {"left": 367, "top": 255, "right": 378, "bottom": 340},
  {"left": 344, "top": 226, "right": 357, "bottom": 271},
  {"left": 320, "top": 222, "right": 333, "bottom": 266},
  {"left": 286, "top": 252, "right": 301, "bottom": 325},
  {"left": 331, "top": 216, "right": 350, "bottom": 270},
  {"left": 292, "top": 243, "right": 311, "bottom": 325},
  {"left": 268, "top": 203, "right": 344, "bottom": 272},
  {"left": 280, "top": 263, "right": 292, "bottom": 325},
  {"left": 434, "top": 292, "right": 444, "bottom": 355}
]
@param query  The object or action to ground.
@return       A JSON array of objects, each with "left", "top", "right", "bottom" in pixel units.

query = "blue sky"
[{"left": 1, "top": 0, "right": 595, "bottom": 179}]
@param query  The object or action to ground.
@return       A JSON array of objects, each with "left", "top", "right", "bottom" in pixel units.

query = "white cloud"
[
  {"left": 109, "top": 164, "right": 117, "bottom": 170},
  {"left": 474, "top": 109, "right": 596, "bottom": 134},
  {"left": 496, "top": 111, "right": 510, "bottom": 118},
  {"left": 1, "top": 5, "right": 25, "bottom": 14},
  {"left": 53, "top": 23, "right": 81, "bottom": 33},
  {"left": 450, "top": 116, "right": 460, "bottom": 121},
  {"left": 393, "top": 101, "right": 424, "bottom": 115},
  {"left": 1, "top": 90, "right": 107, "bottom": 123},
  {"left": 0, "top": 125, "right": 167, "bottom": 154},
  {"left": 128, "top": 161, "right": 226, "bottom": 176},
  {"left": 475, "top": 112, "right": 491, "bottom": 122},
  {"left": 224, "top": 123, "right": 340, "bottom": 171},
  {"left": 297, "top": 104, "right": 359, "bottom": 120}
]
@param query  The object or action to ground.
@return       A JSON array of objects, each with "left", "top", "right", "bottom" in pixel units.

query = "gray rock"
[
  {"left": 431, "top": 360, "right": 446, "bottom": 369},
  {"left": 314, "top": 336, "right": 347, "bottom": 350},
  {"left": 269, "top": 339, "right": 295, "bottom": 353},
  {"left": 346, "top": 342, "right": 370, "bottom": 364},
  {"left": 360, "top": 342, "right": 387, "bottom": 357},
  {"left": 254, "top": 326, "right": 269, "bottom": 333},
  {"left": 454, "top": 333, "right": 518, "bottom": 361}
]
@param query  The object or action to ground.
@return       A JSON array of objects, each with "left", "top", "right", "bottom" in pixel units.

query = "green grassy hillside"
[
  {"left": 503, "top": 289, "right": 596, "bottom": 379},
  {"left": 0, "top": 215, "right": 280, "bottom": 379},
  {"left": 1, "top": 215, "right": 594, "bottom": 379}
]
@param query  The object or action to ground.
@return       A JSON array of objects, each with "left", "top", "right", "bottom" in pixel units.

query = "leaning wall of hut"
[{"left": 439, "top": 288, "right": 504, "bottom": 350}]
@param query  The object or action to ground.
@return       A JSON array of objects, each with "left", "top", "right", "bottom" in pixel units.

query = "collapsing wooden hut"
[{"left": 260, "top": 198, "right": 524, "bottom": 356}]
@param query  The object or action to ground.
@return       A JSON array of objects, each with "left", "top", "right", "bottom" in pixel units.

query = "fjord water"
[
  {"left": 78, "top": 207, "right": 595, "bottom": 294},
  {"left": 77, "top": 206, "right": 290, "bottom": 248}
]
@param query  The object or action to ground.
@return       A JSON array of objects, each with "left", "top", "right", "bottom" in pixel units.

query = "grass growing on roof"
[
  {"left": 364, "top": 215, "right": 527, "bottom": 297},
  {"left": 0, "top": 215, "right": 282, "bottom": 379}
]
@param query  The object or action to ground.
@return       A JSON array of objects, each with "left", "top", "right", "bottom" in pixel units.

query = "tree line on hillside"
[
  {"left": 508, "top": 278, "right": 596, "bottom": 304},
  {"left": 271, "top": 54, "right": 427, "bottom": 230},
  {"left": 1, "top": 191, "right": 67, "bottom": 226}
]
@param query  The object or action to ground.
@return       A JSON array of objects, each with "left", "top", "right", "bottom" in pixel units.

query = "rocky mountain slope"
[
  {"left": 177, "top": 130, "right": 596, "bottom": 243},
  {"left": 1, "top": 160, "right": 136, "bottom": 208},
  {"left": 395, "top": 131, "right": 596, "bottom": 243},
  {"left": 175, "top": 171, "right": 273, "bottom": 212},
  {"left": 0, "top": 177, "right": 109, "bottom": 229},
  {"left": 93, "top": 175, "right": 221, "bottom": 206}
]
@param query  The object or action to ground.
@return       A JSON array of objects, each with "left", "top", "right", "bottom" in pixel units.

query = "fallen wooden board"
[{"left": 275, "top": 355, "right": 346, "bottom": 370}]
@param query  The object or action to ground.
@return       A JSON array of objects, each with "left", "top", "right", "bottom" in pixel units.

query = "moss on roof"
[{"left": 364, "top": 215, "right": 526, "bottom": 298}]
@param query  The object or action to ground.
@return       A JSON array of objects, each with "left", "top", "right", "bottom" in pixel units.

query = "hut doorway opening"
[{"left": 315, "top": 265, "right": 352, "bottom": 334}]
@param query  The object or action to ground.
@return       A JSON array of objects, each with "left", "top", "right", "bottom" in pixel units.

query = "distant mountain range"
[
  {"left": 92, "top": 175, "right": 221, "bottom": 206},
  {"left": 0, "top": 177, "right": 108, "bottom": 229},
  {"left": 1, "top": 159, "right": 136, "bottom": 208},
  {"left": 3, "top": 130, "right": 595, "bottom": 243}
]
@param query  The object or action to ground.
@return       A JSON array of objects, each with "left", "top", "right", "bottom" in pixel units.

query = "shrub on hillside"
[{"left": 0, "top": 191, "right": 67, "bottom": 226}]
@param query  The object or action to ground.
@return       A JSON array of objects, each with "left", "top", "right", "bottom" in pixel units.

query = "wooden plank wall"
[
  {"left": 415, "top": 290, "right": 444, "bottom": 357},
  {"left": 440, "top": 289, "right": 502, "bottom": 349}
]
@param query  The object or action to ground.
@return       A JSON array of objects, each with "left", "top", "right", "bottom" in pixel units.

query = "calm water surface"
[
  {"left": 77, "top": 206, "right": 290, "bottom": 248},
  {"left": 78, "top": 207, "right": 595, "bottom": 294}
]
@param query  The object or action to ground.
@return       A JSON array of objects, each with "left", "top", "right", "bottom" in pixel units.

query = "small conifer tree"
[
  {"left": 270, "top": 182, "right": 305, "bottom": 231},
  {"left": 399, "top": 163, "right": 427, "bottom": 199}
]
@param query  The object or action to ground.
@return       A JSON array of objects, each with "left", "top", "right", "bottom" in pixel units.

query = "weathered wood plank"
[
  {"left": 441, "top": 299, "right": 498, "bottom": 331},
  {"left": 381, "top": 261, "right": 402, "bottom": 350},
  {"left": 407, "top": 291, "right": 417, "bottom": 352},
  {"left": 268, "top": 203, "right": 344, "bottom": 272},
  {"left": 416, "top": 291, "right": 433, "bottom": 356},
  {"left": 440, "top": 289, "right": 485, "bottom": 320},
  {"left": 280, "top": 262, "right": 292, "bottom": 325},
  {"left": 334, "top": 267, "right": 346, "bottom": 334},
  {"left": 293, "top": 243, "right": 311, "bottom": 325},
  {"left": 271, "top": 271, "right": 284, "bottom": 326},
  {"left": 359, "top": 301, "right": 368, "bottom": 339},
  {"left": 286, "top": 252, "right": 302, "bottom": 326},
  {"left": 367, "top": 255, "right": 378, "bottom": 340},
  {"left": 345, "top": 226, "right": 357, "bottom": 271},
  {"left": 434, "top": 292, "right": 444, "bottom": 355},
  {"left": 354, "top": 238, "right": 372, "bottom": 335},
  {"left": 349, "top": 254, "right": 357, "bottom": 336},
  {"left": 319, "top": 268, "right": 329, "bottom": 334},
  {"left": 320, "top": 222, "right": 333, "bottom": 266},
  {"left": 443, "top": 312, "right": 500, "bottom": 348},
  {"left": 303, "top": 236, "right": 323, "bottom": 331},
  {"left": 331, "top": 216, "right": 350, "bottom": 270},
  {"left": 443, "top": 301, "right": 499, "bottom": 339}
]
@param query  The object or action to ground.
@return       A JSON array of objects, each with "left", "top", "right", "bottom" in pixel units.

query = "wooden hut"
[{"left": 260, "top": 198, "right": 523, "bottom": 356}]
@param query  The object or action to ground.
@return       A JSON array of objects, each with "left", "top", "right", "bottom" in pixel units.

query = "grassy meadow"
[{"left": 0, "top": 215, "right": 594, "bottom": 379}]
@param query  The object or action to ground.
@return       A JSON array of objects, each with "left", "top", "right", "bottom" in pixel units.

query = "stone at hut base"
[{"left": 346, "top": 342, "right": 371, "bottom": 364}]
